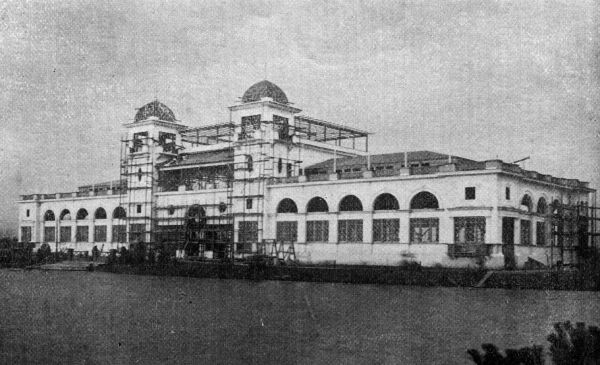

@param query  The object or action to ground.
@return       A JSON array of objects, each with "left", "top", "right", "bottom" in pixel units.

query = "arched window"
[
  {"left": 113, "top": 207, "right": 126, "bottom": 219},
  {"left": 44, "top": 210, "right": 55, "bottom": 221},
  {"left": 187, "top": 205, "right": 206, "bottom": 225},
  {"left": 60, "top": 209, "right": 71, "bottom": 220},
  {"left": 410, "top": 192, "right": 439, "bottom": 209},
  {"left": 76, "top": 208, "right": 88, "bottom": 220},
  {"left": 307, "top": 197, "right": 329, "bottom": 213},
  {"left": 537, "top": 198, "right": 547, "bottom": 215},
  {"left": 551, "top": 199, "right": 561, "bottom": 215},
  {"left": 520, "top": 194, "right": 532, "bottom": 212},
  {"left": 373, "top": 193, "right": 399, "bottom": 210},
  {"left": 339, "top": 195, "right": 363, "bottom": 211},
  {"left": 277, "top": 198, "right": 298, "bottom": 213},
  {"left": 94, "top": 207, "right": 107, "bottom": 219}
]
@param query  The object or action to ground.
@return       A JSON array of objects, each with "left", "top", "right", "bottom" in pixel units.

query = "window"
[
  {"left": 246, "top": 199, "right": 253, "bottom": 210},
  {"left": 373, "top": 219, "right": 399, "bottom": 242},
  {"left": 307, "top": 221, "right": 329, "bottom": 242},
  {"left": 277, "top": 198, "right": 298, "bottom": 213},
  {"left": 520, "top": 195, "right": 532, "bottom": 212},
  {"left": 168, "top": 205, "right": 175, "bottom": 215},
  {"left": 94, "top": 226, "right": 107, "bottom": 242},
  {"left": 274, "top": 115, "right": 290, "bottom": 140},
  {"left": 505, "top": 187, "right": 511, "bottom": 200},
  {"left": 373, "top": 193, "right": 399, "bottom": 210},
  {"left": 339, "top": 195, "right": 363, "bottom": 212},
  {"left": 246, "top": 155, "right": 253, "bottom": 172},
  {"left": 76, "top": 226, "right": 89, "bottom": 242},
  {"left": 278, "top": 158, "right": 283, "bottom": 173},
  {"left": 219, "top": 202, "right": 227, "bottom": 213},
  {"left": 44, "top": 227, "right": 56, "bottom": 242},
  {"left": 338, "top": 220, "right": 363, "bottom": 242},
  {"left": 112, "top": 225, "right": 126, "bottom": 243},
  {"left": 132, "top": 132, "right": 148, "bottom": 152},
  {"left": 21, "top": 227, "right": 32, "bottom": 243},
  {"left": 238, "top": 221, "right": 258, "bottom": 244},
  {"left": 138, "top": 168, "right": 143, "bottom": 182},
  {"left": 44, "top": 210, "right": 55, "bottom": 221},
  {"left": 113, "top": 207, "right": 126, "bottom": 219},
  {"left": 60, "top": 227, "right": 71, "bottom": 243},
  {"left": 129, "top": 224, "right": 145, "bottom": 243},
  {"left": 537, "top": 198, "right": 547, "bottom": 215},
  {"left": 520, "top": 220, "right": 531, "bottom": 245},
  {"left": 76, "top": 209, "right": 88, "bottom": 220},
  {"left": 240, "top": 115, "right": 261, "bottom": 139},
  {"left": 276, "top": 221, "right": 298, "bottom": 242},
  {"left": 159, "top": 132, "right": 176, "bottom": 153},
  {"left": 286, "top": 163, "right": 293, "bottom": 177},
  {"left": 536, "top": 222, "right": 546, "bottom": 246},
  {"left": 26, "top": 209, "right": 30, "bottom": 218},
  {"left": 409, "top": 218, "right": 439, "bottom": 243},
  {"left": 465, "top": 187, "right": 476, "bottom": 200},
  {"left": 410, "top": 192, "right": 439, "bottom": 209},
  {"left": 60, "top": 209, "right": 71, "bottom": 220},
  {"left": 454, "top": 217, "right": 486, "bottom": 244},
  {"left": 136, "top": 205, "right": 142, "bottom": 214},
  {"left": 307, "top": 197, "right": 329, "bottom": 213},
  {"left": 94, "top": 208, "right": 107, "bottom": 220}
]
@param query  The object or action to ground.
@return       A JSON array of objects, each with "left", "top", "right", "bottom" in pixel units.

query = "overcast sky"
[{"left": 1, "top": 0, "right": 599, "bottom": 234}]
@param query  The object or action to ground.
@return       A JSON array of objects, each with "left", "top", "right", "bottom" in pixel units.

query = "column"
[{"left": 363, "top": 212, "right": 372, "bottom": 243}]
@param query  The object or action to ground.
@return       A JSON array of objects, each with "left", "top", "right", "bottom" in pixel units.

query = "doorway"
[{"left": 502, "top": 217, "right": 516, "bottom": 269}]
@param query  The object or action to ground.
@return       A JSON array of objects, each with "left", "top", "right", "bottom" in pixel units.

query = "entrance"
[{"left": 502, "top": 217, "right": 516, "bottom": 269}]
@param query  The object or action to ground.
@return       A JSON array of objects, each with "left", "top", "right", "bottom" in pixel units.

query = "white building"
[{"left": 17, "top": 80, "right": 595, "bottom": 269}]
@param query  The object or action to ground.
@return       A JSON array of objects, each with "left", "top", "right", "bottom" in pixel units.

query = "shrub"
[{"left": 36, "top": 243, "right": 52, "bottom": 263}]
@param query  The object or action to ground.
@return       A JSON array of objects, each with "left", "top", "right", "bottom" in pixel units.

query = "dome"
[
  {"left": 134, "top": 100, "right": 176, "bottom": 123},
  {"left": 242, "top": 80, "right": 288, "bottom": 104}
]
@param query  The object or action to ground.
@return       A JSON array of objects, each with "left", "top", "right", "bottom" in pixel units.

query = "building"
[{"left": 17, "top": 80, "right": 596, "bottom": 269}]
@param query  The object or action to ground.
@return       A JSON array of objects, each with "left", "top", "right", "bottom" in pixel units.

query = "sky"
[{"left": 1, "top": 0, "right": 599, "bottom": 235}]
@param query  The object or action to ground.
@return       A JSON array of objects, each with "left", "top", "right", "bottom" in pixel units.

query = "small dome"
[
  {"left": 242, "top": 80, "right": 288, "bottom": 104},
  {"left": 134, "top": 100, "right": 176, "bottom": 123}
]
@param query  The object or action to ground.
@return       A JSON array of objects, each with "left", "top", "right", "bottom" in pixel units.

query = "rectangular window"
[
  {"left": 26, "top": 209, "right": 30, "bottom": 218},
  {"left": 274, "top": 115, "right": 290, "bottom": 140},
  {"left": 306, "top": 221, "right": 329, "bottom": 242},
  {"left": 454, "top": 217, "right": 486, "bottom": 244},
  {"left": 60, "top": 226, "right": 71, "bottom": 243},
  {"left": 240, "top": 115, "right": 261, "bottom": 139},
  {"left": 286, "top": 163, "right": 292, "bottom": 177},
  {"left": 129, "top": 224, "right": 146, "bottom": 243},
  {"left": 94, "top": 226, "right": 107, "bottom": 242},
  {"left": 76, "top": 226, "right": 89, "bottom": 242},
  {"left": 520, "top": 220, "right": 531, "bottom": 245},
  {"left": 132, "top": 132, "right": 148, "bottom": 152},
  {"left": 246, "top": 199, "right": 253, "bottom": 210},
  {"left": 158, "top": 132, "right": 176, "bottom": 153},
  {"left": 136, "top": 205, "right": 142, "bottom": 214},
  {"left": 238, "top": 221, "right": 258, "bottom": 243},
  {"left": 409, "top": 218, "right": 439, "bottom": 243},
  {"left": 465, "top": 187, "right": 476, "bottom": 200},
  {"left": 338, "top": 220, "right": 363, "bottom": 243},
  {"left": 21, "top": 226, "right": 32, "bottom": 243},
  {"left": 155, "top": 225, "right": 185, "bottom": 243},
  {"left": 276, "top": 221, "right": 298, "bottom": 242},
  {"left": 44, "top": 227, "right": 55, "bottom": 243},
  {"left": 112, "top": 225, "right": 126, "bottom": 243},
  {"left": 536, "top": 222, "right": 546, "bottom": 246},
  {"left": 373, "top": 219, "right": 399, "bottom": 242},
  {"left": 505, "top": 187, "right": 511, "bottom": 200}
]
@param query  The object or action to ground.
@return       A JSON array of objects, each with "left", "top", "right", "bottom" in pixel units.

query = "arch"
[
  {"left": 94, "top": 207, "right": 107, "bottom": 219},
  {"left": 277, "top": 198, "right": 298, "bottom": 213},
  {"left": 76, "top": 208, "right": 88, "bottom": 220},
  {"left": 186, "top": 204, "right": 206, "bottom": 225},
  {"left": 113, "top": 206, "right": 126, "bottom": 219},
  {"left": 44, "top": 210, "right": 55, "bottom": 221},
  {"left": 520, "top": 194, "right": 533, "bottom": 212},
  {"left": 410, "top": 191, "right": 439, "bottom": 209},
  {"left": 537, "top": 197, "right": 548, "bottom": 215},
  {"left": 373, "top": 193, "right": 399, "bottom": 211},
  {"left": 551, "top": 199, "right": 561, "bottom": 215},
  {"left": 60, "top": 209, "right": 71, "bottom": 220},
  {"left": 306, "top": 197, "right": 329, "bottom": 213},
  {"left": 339, "top": 195, "right": 363, "bottom": 211}
]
